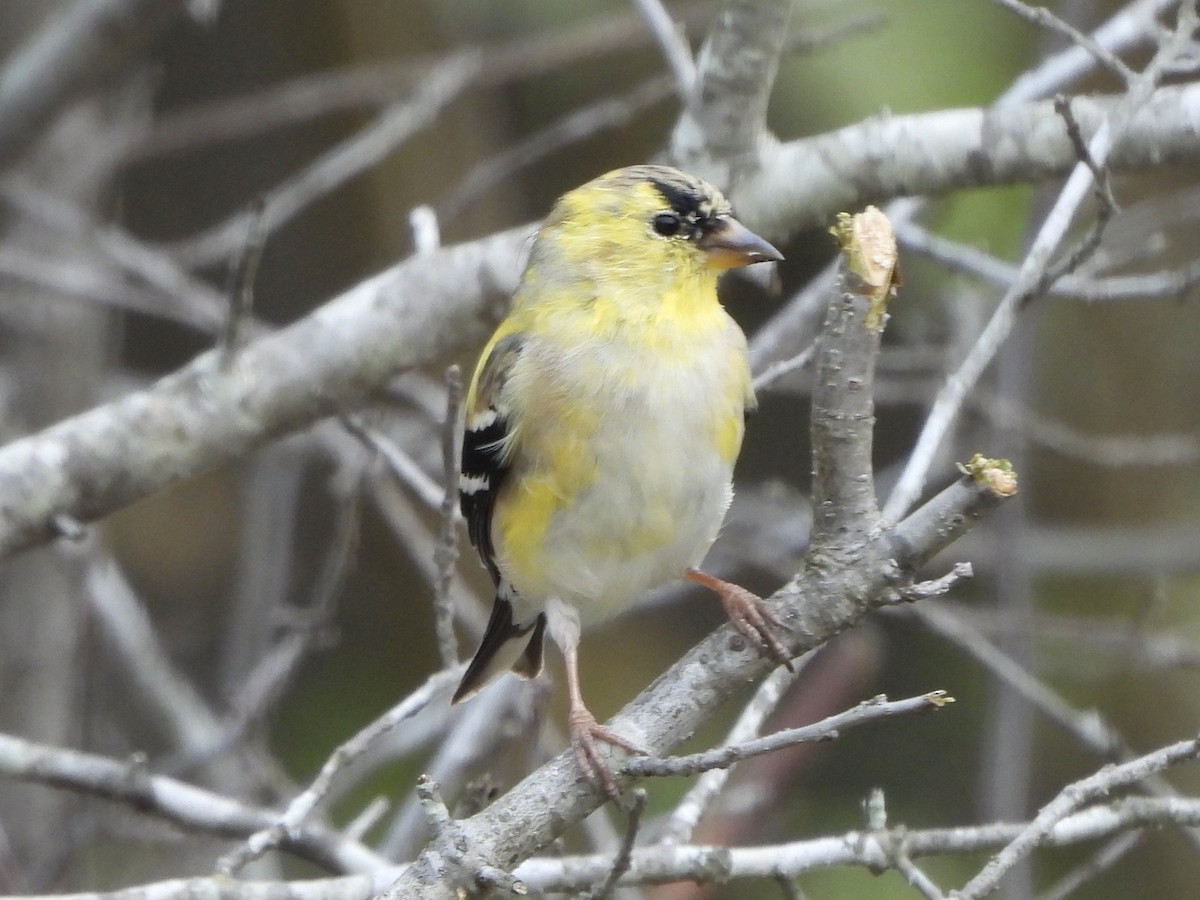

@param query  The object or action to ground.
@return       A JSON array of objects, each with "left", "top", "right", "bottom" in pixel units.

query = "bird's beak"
[{"left": 699, "top": 216, "right": 784, "bottom": 270}]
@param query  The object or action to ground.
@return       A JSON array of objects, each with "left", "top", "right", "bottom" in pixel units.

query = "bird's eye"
[{"left": 652, "top": 212, "right": 682, "bottom": 236}]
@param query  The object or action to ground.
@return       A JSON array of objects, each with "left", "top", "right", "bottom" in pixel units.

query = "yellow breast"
[{"left": 492, "top": 278, "right": 751, "bottom": 616}]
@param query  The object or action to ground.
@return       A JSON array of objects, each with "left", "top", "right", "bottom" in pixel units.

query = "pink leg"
[{"left": 561, "top": 641, "right": 646, "bottom": 797}]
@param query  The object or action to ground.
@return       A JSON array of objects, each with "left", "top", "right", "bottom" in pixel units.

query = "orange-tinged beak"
[{"left": 698, "top": 216, "right": 784, "bottom": 269}]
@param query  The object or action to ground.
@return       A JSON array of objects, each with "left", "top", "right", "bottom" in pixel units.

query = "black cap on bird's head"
[
  {"left": 619, "top": 164, "right": 783, "bottom": 270},
  {"left": 535, "top": 164, "right": 783, "bottom": 286}
]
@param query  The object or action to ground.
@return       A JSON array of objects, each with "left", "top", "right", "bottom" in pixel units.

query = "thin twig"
[
  {"left": 1003, "top": 0, "right": 1174, "bottom": 101},
  {"left": 956, "top": 735, "right": 1200, "bottom": 898},
  {"left": 986, "top": 0, "right": 1138, "bottom": 85},
  {"left": 0, "top": 180, "right": 231, "bottom": 331},
  {"left": 82, "top": 551, "right": 227, "bottom": 760},
  {"left": 895, "top": 852, "right": 946, "bottom": 900},
  {"left": 585, "top": 788, "right": 647, "bottom": 899},
  {"left": 919, "top": 598, "right": 1200, "bottom": 672},
  {"left": 129, "top": 5, "right": 716, "bottom": 161},
  {"left": 861, "top": 788, "right": 946, "bottom": 897},
  {"left": 976, "top": 385, "right": 1200, "bottom": 467},
  {"left": 896, "top": 219, "right": 1200, "bottom": 304},
  {"left": 882, "top": 5, "right": 1199, "bottom": 519},
  {"left": 1033, "top": 95, "right": 1118, "bottom": 297},
  {"left": 914, "top": 604, "right": 1122, "bottom": 756},
  {"left": 438, "top": 76, "right": 673, "bottom": 224},
  {"left": 624, "top": 692, "right": 951, "bottom": 777},
  {"left": 896, "top": 563, "right": 973, "bottom": 602},
  {"left": 408, "top": 205, "right": 441, "bottom": 255},
  {"left": 0, "top": 732, "right": 387, "bottom": 873},
  {"left": 660, "top": 660, "right": 808, "bottom": 843},
  {"left": 0, "top": 0, "right": 190, "bottom": 170},
  {"left": 216, "top": 668, "right": 459, "bottom": 875},
  {"left": 1037, "top": 830, "right": 1144, "bottom": 900},
  {"left": 343, "top": 797, "right": 390, "bottom": 845},
  {"left": 169, "top": 52, "right": 482, "bottom": 267},
  {"left": 221, "top": 466, "right": 363, "bottom": 751},
  {"left": 0, "top": 245, "right": 205, "bottom": 329},
  {"left": 917, "top": 590, "right": 1200, "bottom": 859},
  {"left": 634, "top": 0, "right": 697, "bottom": 94},
  {"left": 368, "top": 476, "right": 491, "bottom": 639},
  {"left": 751, "top": 342, "right": 816, "bottom": 392},
  {"left": 219, "top": 198, "right": 268, "bottom": 369},
  {"left": 342, "top": 415, "right": 445, "bottom": 511}
]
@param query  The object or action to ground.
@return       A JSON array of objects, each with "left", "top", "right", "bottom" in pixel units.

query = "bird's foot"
[
  {"left": 686, "top": 569, "right": 794, "bottom": 672},
  {"left": 568, "top": 707, "right": 647, "bottom": 798}
]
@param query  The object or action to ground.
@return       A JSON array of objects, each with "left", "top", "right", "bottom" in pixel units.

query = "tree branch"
[
  {"left": 624, "top": 691, "right": 950, "bottom": 777},
  {"left": 382, "top": 210, "right": 1013, "bottom": 899},
  {"left": 670, "top": 0, "right": 795, "bottom": 182},
  {"left": 881, "top": 1, "right": 1198, "bottom": 519},
  {"left": 740, "top": 82, "right": 1200, "bottom": 241},
  {"left": 4, "top": 81, "right": 1195, "bottom": 560},
  {"left": 808, "top": 208, "right": 895, "bottom": 548},
  {"left": 957, "top": 734, "right": 1200, "bottom": 897},
  {"left": 0, "top": 226, "right": 527, "bottom": 559},
  {"left": 14, "top": 788, "right": 1198, "bottom": 896},
  {"left": 0, "top": 732, "right": 388, "bottom": 874}
]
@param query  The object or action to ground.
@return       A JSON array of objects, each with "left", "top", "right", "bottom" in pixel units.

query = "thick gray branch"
[
  {"left": 387, "top": 481, "right": 1007, "bottom": 896},
  {"left": 808, "top": 253, "right": 887, "bottom": 548},
  {"left": 670, "top": 0, "right": 796, "bottom": 182},
  {"left": 383, "top": 234, "right": 1012, "bottom": 897},
  {"left": 1, "top": 84, "right": 1196, "bottom": 560},
  {"left": 740, "top": 82, "right": 1200, "bottom": 240},
  {"left": 0, "top": 227, "right": 527, "bottom": 558}
]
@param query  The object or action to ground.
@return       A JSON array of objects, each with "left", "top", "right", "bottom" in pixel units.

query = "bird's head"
[{"left": 529, "top": 165, "right": 782, "bottom": 295}]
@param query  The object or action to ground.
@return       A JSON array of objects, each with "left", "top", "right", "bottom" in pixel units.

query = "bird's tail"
[{"left": 452, "top": 595, "right": 546, "bottom": 703}]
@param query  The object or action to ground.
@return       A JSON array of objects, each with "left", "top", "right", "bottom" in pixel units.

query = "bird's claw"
[
  {"left": 569, "top": 709, "right": 646, "bottom": 798},
  {"left": 718, "top": 582, "right": 794, "bottom": 672}
]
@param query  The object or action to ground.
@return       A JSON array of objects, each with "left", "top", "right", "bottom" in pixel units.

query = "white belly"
[
  {"left": 539, "top": 420, "right": 734, "bottom": 623},
  {"left": 501, "top": 332, "right": 747, "bottom": 626}
]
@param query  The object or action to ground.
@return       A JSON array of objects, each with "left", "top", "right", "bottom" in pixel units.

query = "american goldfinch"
[{"left": 453, "top": 164, "right": 787, "bottom": 795}]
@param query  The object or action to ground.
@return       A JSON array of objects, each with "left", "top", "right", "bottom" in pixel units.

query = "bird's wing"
[
  {"left": 460, "top": 330, "right": 525, "bottom": 586},
  {"left": 455, "top": 331, "right": 547, "bottom": 703}
]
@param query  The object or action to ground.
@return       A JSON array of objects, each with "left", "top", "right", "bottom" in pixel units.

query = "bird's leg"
[
  {"left": 685, "top": 568, "right": 794, "bottom": 672},
  {"left": 561, "top": 642, "right": 646, "bottom": 797}
]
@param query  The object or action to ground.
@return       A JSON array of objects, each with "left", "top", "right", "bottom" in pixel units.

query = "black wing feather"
[
  {"left": 459, "top": 332, "right": 525, "bottom": 586},
  {"left": 460, "top": 410, "right": 509, "bottom": 584},
  {"left": 454, "top": 332, "right": 547, "bottom": 703}
]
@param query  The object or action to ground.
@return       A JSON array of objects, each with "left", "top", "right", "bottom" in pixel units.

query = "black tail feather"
[{"left": 452, "top": 599, "right": 546, "bottom": 703}]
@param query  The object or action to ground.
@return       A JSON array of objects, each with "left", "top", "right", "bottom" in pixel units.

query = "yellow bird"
[{"left": 453, "top": 165, "right": 787, "bottom": 795}]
